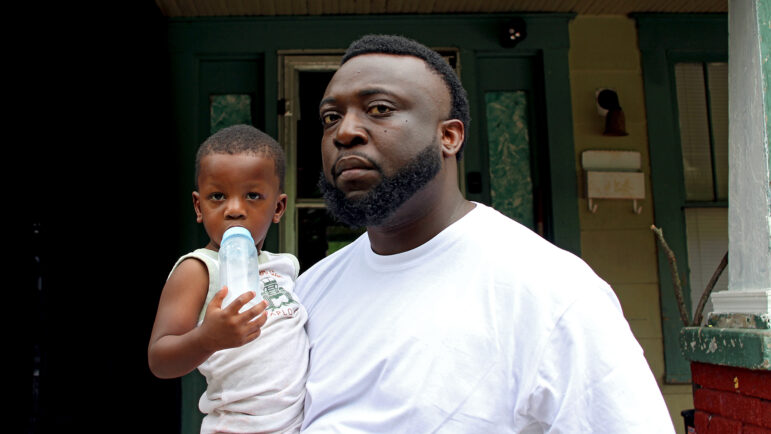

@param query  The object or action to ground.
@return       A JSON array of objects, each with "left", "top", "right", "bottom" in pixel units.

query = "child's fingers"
[
  {"left": 244, "top": 327, "right": 263, "bottom": 343},
  {"left": 246, "top": 310, "right": 268, "bottom": 334},
  {"left": 226, "top": 290, "right": 257, "bottom": 313},
  {"left": 242, "top": 299, "right": 268, "bottom": 319},
  {"left": 211, "top": 287, "right": 228, "bottom": 308}
]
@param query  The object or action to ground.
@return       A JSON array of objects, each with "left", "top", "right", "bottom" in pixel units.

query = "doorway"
[{"left": 278, "top": 54, "right": 365, "bottom": 272}]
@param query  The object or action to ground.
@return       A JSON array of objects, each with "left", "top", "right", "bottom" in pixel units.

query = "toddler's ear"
[
  {"left": 192, "top": 191, "right": 203, "bottom": 223},
  {"left": 273, "top": 193, "right": 288, "bottom": 224}
]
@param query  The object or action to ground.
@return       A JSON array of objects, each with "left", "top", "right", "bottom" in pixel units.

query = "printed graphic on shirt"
[{"left": 260, "top": 275, "right": 300, "bottom": 318}]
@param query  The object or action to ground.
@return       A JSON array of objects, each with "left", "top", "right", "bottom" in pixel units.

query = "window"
[
  {"left": 674, "top": 62, "right": 729, "bottom": 315},
  {"left": 636, "top": 13, "right": 727, "bottom": 382}
]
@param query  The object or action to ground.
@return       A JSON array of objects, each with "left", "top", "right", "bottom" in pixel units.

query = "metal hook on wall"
[
  {"left": 588, "top": 198, "right": 599, "bottom": 213},
  {"left": 632, "top": 199, "right": 643, "bottom": 215}
]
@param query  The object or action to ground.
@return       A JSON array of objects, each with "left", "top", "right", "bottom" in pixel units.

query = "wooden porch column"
[{"left": 680, "top": 1, "right": 771, "bottom": 432}]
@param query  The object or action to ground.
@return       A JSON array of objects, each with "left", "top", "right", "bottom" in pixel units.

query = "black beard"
[{"left": 318, "top": 144, "right": 442, "bottom": 228}]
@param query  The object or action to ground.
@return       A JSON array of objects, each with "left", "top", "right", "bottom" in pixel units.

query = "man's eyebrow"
[
  {"left": 319, "top": 87, "right": 398, "bottom": 110},
  {"left": 358, "top": 87, "right": 396, "bottom": 98},
  {"left": 319, "top": 96, "right": 335, "bottom": 110}
]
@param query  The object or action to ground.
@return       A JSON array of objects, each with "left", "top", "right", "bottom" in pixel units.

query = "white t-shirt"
[
  {"left": 295, "top": 203, "right": 674, "bottom": 433},
  {"left": 171, "top": 249, "right": 309, "bottom": 434}
]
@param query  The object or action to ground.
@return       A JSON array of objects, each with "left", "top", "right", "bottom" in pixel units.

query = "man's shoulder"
[
  {"left": 469, "top": 204, "right": 579, "bottom": 263},
  {"left": 468, "top": 204, "right": 609, "bottom": 299}
]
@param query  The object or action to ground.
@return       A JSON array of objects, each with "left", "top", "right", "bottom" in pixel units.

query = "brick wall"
[{"left": 691, "top": 362, "right": 771, "bottom": 433}]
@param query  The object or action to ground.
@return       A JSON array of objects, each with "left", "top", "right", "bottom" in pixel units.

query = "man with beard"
[{"left": 295, "top": 35, "right": 674, "bottom": 433}]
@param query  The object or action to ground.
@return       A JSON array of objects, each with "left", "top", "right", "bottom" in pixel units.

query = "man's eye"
[
  {"left": 246, "top": 192, "right": 261, "bottom": 200},
  {"left": 321, "top": 113, "right": 339, "bottom": 126},
  {"left": 367, "top": 105, "right": 392, "bottom": 115},
  {"left": 209, "top": 193, "right": 225, "bottom": 201}
]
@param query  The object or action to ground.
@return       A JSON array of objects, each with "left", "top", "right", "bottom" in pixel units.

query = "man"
[{"left": 295, "top": 34, "right": 674, "bottom": 433}]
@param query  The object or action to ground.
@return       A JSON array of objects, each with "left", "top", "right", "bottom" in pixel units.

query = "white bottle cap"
[{"left": 222, "top": 226, "right": 254, "bottom": 244}]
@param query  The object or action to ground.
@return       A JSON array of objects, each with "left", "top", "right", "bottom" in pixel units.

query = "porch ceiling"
[{"left": 154, "top": 0, "right": 727, "bottom": 18}]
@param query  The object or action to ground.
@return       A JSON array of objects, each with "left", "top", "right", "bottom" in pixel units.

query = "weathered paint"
[
  {"left": 708, "top": 313, "right": 771, "bottom": 329},
  {"left": 726, "top": 0, "right": 771, "bottom": 296},
  {"left": 680, "top": 326, "right": 771, "bottom": 370},
  {"left": 760, "top": 0, "right": 771, "bottom": 224}
]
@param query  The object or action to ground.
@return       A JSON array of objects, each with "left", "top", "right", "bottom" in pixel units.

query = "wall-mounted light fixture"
[
  {"left": 596, "top": 88, "right": 628, "bottom": 136},
  {"left": 500, "top": 18, "right": 527, "bottom": 48}
]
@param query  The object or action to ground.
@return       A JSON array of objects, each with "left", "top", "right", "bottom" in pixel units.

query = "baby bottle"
[{"left": 219, "top": 226, "right": 263, "bottom": 312}]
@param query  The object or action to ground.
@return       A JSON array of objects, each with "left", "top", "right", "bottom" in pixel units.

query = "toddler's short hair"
[{"left": 195, "top": 124, "right": 286, "bottom": 191}]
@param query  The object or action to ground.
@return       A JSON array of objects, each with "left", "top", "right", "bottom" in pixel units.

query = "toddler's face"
[{"left": 193, "top": 152, "right": 286, "bottom": 251}]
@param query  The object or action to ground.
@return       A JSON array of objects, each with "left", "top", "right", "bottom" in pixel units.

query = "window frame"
[{"left": 636, "top": 13, "right": 728, "bottom": 383}]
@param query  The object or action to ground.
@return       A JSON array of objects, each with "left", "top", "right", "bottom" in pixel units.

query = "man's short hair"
[
  {"left": 195, "top": 124, "right": 286, "bottom": 191},
  {"left": 341, "top": 34, "right": 470, "bottom": 158}
]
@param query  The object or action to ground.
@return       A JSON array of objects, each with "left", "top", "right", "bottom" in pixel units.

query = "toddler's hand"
[{"left": 198, "top": 287, "right": 268, "bottom": 352}]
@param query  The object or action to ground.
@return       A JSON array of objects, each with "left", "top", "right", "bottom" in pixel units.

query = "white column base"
[{"left": 710, "top": 289, "right": 771, "bottom": 314}]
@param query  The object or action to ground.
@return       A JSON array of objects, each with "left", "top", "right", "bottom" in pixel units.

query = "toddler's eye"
[
  {"left": 247, "top": 192, "right": 261, "bottom": 200},
  {"left": 367, "top": 104, "right": 392, "bottom": 115},
  {"left": 209, "top": 192, "right": 225, "bottom": 201}
]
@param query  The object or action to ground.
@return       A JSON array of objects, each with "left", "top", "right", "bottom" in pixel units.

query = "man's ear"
[
  {"left": 192, "top": 191, "right": 203, "bottom": 223},
  {"left": 273, "top": 193, "right": 288, "bottom": 224},
  {"left": 439, "top": 119, "right": 465, "bottom": 158}
]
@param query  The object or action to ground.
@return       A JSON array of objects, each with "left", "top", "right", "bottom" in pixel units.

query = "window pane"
[
  {"left": 684, "top": 207, "right": 728, "bottom": 322},
  {"left": 675, "top": 63, "right": 715, "bottom": 201},
  {"left": 297, "top": 71, "right": 335, "bottom": 199},
  {"left": 485, "top": 91, "right": 534, "bottom": 230},
  {"left": 707, "top": 62, "right": 729, "bottom": 201}
]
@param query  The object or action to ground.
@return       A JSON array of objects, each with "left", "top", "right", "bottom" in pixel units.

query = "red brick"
[
  {"left": 707, "top": 415, "right": 743, "bottom": 433},
  {"left": 694, "top": 411, "right": 746, "bottom": 434},
  {"left": 692, "top": 362, "right": 771, "bottom": 400},
  {"left": 695, "top": 411, "right": 711, "bottom": 433},
  {"left": 694, "top": 388, "right": 723, "bottom": 415},
  {"left": 762, "top": 400, "right": 771, "bottom": 429},
  {"left": 719, "top": 391, "right": 763, "bottom": 426},
  {"left": 694, "top": 388, "right": 764, "bottom": 426},
  {"left": 744, "top": 425, "right": 771, "bottom": 434}
]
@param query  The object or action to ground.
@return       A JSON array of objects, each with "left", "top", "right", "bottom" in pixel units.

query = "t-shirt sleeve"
[{"left": 523, "top": 285, "right": 675, "bottom": 433}]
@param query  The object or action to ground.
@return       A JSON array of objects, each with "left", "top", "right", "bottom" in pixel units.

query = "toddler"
[{"left": 148, "top": 124, "right": 308, "bottom": 433}]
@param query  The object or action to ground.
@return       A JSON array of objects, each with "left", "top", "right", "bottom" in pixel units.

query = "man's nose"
[
  {"left": 334, "top": 111, "right": 367, "bottom": 148},
  {"left": 225, "top": 197, "right": 246, "bottom": 219}
]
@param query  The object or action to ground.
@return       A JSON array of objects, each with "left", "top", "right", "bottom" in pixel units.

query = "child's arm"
[{"left": 148, "top": 258, "right": 268, "bottom": 379}]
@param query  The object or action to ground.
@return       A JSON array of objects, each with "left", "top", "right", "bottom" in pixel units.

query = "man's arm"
[
  {"left": 147, "top": 258, "right": 268, "bottom": 379},
  {"left": 524, "top": 287, "right": 675, "bottom": 433}
]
